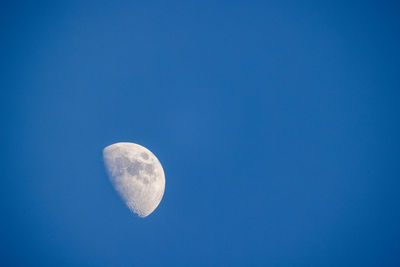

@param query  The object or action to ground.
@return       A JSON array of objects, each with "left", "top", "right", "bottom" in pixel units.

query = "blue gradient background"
[{"left": 1, "top": 1, "right": 400, "bottom": 266}]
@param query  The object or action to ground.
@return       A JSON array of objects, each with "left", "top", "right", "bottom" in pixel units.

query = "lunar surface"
[{"left": 103, "top": 142, "right": 165, "bottom": 217}]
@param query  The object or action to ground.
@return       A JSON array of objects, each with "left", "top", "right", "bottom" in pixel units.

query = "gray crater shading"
[
  {"left": 144, "top": 163, "right": 155, "bottom": 174},
  {"left": 115, "top": 156, "right": 155, "bottom": 184},
  {"left": 126, "top": 160, "right": 141, "bottom": 177}
]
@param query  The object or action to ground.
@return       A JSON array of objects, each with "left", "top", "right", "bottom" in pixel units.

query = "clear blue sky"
[{"left": 1, "top": 1, "right": 400, "bottom": 266}]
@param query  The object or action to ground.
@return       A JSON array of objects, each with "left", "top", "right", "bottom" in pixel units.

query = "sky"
[{"left": 1, "top": 1, "right": 400, "bottom": 266}]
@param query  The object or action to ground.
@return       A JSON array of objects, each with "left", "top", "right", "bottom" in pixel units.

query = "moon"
[{"left": 103, "top": 142, "right": 165, "bottom": 217}]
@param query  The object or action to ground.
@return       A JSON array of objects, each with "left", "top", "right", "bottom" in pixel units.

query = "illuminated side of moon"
[{"left": 103, "top": 142, "right": 165, "bottom": 217}]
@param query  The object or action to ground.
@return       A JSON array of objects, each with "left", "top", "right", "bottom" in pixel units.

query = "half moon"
[{"left": 103, "top": 142, "right": 165, "bottom": 217}]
